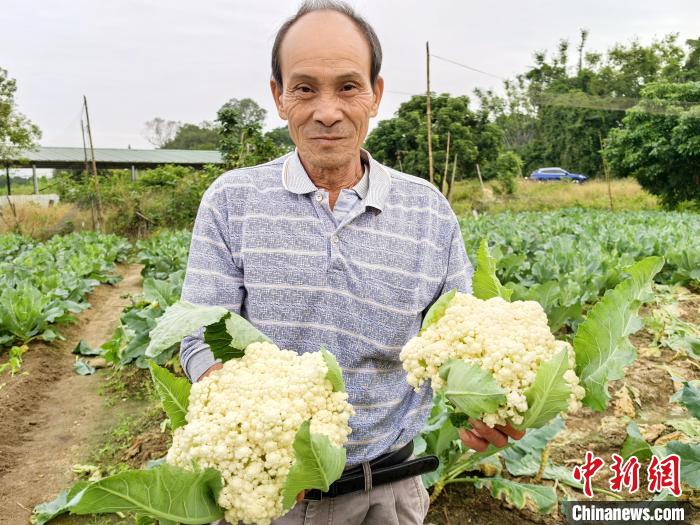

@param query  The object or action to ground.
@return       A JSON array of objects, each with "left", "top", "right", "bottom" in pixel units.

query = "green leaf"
[
  {"left": 516, "top": 349, "right": 571, "bottom": 430},
  {"left": 621, "top": 421, "right": 652, "bottom": 461},
  {"left": 666, "top": 418, "right": 700, "bottom": 438},
  {"left": 503, "top": 417, "right": 565, "bottom": 476},
  {"left": 73, "top": 359, "right": 96, "bottom": 376},
  {"left": 421, "top": 289, "right": 456, "bottom": 331},
  {"left": 281, "top": 421, "right": 346, "bottom": 510},
  {"left": 574, "top": 256, "right": 664, "bottom": 411},
  {"left": 148, "top": 361, "right": 191, "bottom": 430},
  {"left": 204, "top": 311, "right": 271, "bottom": 362},
  {"left": 31, "top": 482, "right": 88, "bottom": 525},
  {"left": 671, "top": 380, "right": 700, "bottom": 419},
  {"left": 440, "top": 359, "right": 506, "bottom": 420},
  {"left": 145, "top": 301, "right": 229, "bottom": 359},
  {"left": 473, "top": 477, "right": 558, "bottom": 513},
  {"left": 472, "top": 239, "right": 513, "bottom": 301},
  {"left": 320, "top": 347, "right": 345, "bottom": 392},
  {"left": 666, "top": 441, "right": 700, "bottom": 489},
  {"left": 70, "top": 463, "right": 224, "bottom": 524},
  {"left": 72, "top": 340, "right": 101, "bottom": 356}
]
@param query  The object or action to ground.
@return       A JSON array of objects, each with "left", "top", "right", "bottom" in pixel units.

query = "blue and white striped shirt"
[{"left": 180, "top": 147, "right": 473, "bottom": 465}]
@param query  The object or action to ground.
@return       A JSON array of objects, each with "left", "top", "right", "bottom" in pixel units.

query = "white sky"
[{"left": 2, "top": 0, "right": 698, "bottom": 150}]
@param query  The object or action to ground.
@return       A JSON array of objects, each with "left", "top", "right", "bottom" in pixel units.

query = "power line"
[{"left": 430, "top": 54, "right": 506, "bottom": 81}]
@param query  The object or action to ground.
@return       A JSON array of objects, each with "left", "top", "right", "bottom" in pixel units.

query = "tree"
[
  {"left": 603, "top": 81, "right": 700, "bottom": 208},
  {"left": 216, "top": 98, "right": 282, "bottom": 168},
  {"left": 487, "top": 151, "right": 523, "bottom": 195},
  {"left": 479, "top": 33, "right": 694, "bottom": 177},
  {"left": 364, "top": 93, "right": 502, "bottom": 193},
  {"left": 142, "top": 117, "right": 181, "bottom": 148},
  {"left": 266, "top": 125, "right": 295, "bottom": 153},
  {"left": 162, "top": 121, "right": 219, "bottom": 150},
  {"left": 0, "top": 67, "right": 41, "bottom": 171}
]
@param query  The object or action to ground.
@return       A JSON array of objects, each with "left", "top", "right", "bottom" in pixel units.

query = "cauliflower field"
[{"left": 12, "top": 209, "right": 698, "bottom": 525}]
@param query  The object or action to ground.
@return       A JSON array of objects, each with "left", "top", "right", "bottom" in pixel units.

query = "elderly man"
[{"left": 180, "top": 1, "right": 524, "bottom": 523}]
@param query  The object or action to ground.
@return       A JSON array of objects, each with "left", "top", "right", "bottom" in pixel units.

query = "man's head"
[{"left": 270, "top": 0, "right": 384, "bottom": 170}]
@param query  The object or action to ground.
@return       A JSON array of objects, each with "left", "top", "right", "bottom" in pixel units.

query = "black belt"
[{"left": 304, "top": 441, "right": 438, "bottom": 500}]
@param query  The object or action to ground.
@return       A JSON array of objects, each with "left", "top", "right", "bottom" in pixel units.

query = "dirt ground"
[
  {"left": 1, "top": 278, "right": 698, "bottom": 525},
  {"left": 0, "top": 264, "right": 143, "bottom": 525}
]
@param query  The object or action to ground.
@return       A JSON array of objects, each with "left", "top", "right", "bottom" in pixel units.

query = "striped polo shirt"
[{"left": 179, "top": 147, "right": 473, "bottom": 465}]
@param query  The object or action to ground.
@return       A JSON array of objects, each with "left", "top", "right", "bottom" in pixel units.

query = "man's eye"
[
  {"left": 342, "top": 84, "right": 357, "bottom": 91},
  {"left": 298, "top": 86, "right": 312, "bottom": 93}
]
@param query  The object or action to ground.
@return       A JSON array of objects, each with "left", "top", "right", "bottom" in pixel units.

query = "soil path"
[{"left": 0, "top": 264, "right": 143, "bottom": 525}]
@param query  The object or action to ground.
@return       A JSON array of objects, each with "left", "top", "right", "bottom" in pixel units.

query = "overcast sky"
[{"left": 2, "top": 0, "right": 698, "bottom": 150}]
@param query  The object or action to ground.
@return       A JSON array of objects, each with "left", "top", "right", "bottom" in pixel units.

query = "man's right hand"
[{"left": 198, "top": 362, "right": 223, "bottom": 381}]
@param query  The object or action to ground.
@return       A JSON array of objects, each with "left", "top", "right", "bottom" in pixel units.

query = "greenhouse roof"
[{"left": 9, "top": 147, "right": 224, "bottom": 169}]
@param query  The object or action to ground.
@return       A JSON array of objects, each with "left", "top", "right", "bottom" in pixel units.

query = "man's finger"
[
  {"left": 494, "top": 423, "right": 526, "bottom": 440},
  {"left": 459, "top": 427, "right": 489, "bottom": 452},
  {"left": 296, "top": 491, "right": 305, "bottom": 503},
  {"left": 469, "top": 419, "right": 508, "bottom": 448}
]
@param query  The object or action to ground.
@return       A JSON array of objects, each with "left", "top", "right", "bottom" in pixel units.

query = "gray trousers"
[{"left": 216, "top": 474, "right": 430, "bottom": 525}]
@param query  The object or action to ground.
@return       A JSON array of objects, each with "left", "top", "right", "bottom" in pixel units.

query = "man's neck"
[
  {"left": 299, "top": 155, "right": 364, "bottom": 193},
  {"left": 298, "top": 152, "right": 366, "bottom": 210}
]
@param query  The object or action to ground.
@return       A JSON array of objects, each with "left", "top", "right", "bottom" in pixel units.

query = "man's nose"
[{"left": 313, "top": 93, "right": 343, "bottom": 128}]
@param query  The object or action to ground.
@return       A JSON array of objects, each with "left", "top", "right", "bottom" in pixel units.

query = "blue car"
[{"left": 529, "top": 167, "right": 588, "bottom": 183}]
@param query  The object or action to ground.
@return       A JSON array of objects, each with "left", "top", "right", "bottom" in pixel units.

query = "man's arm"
[
  {"left": 440, "top": 221, "right": 474, "bottom": 296},
  {"left": 180, "top": 183, "right": 245, "bottom": 383}
]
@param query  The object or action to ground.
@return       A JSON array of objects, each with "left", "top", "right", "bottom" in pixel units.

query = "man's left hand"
[{"left": 459, "top": 419, "right": 526, "bottom": 452}]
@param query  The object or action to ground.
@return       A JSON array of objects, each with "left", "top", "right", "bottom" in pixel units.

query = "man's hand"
[
  {"left": 459, "top": 419, "right": 525, "bottom": 452},
  {"left": 198, "top": 362, "right": 223, "bottom": 381}
]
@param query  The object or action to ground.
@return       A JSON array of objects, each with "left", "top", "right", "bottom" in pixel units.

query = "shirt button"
[
  {"left": 331, "top": 235, "right": 339, "bottom": 244},
  {"left": 315, "top": 193, "right": 323, "bottom": 202}
]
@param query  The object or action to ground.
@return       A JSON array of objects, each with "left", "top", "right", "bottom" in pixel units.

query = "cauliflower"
[
  {"left": 400, "top": 292, "right": 585, "bottom": 428},
  {"left": 167, "top": 341, "right": 354, "bottom": 525}
]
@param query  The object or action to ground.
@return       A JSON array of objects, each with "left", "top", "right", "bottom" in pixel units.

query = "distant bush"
[{"left": 54, "top": 164, "right": 221, "bottom": 236}]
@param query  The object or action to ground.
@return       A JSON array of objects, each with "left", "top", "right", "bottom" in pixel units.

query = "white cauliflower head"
[
  {"left": 400, "top": 293, "right": 585, "bottom": 428},
  {"left": 166, "top": 342, "right": 354, "bottom": 525}
]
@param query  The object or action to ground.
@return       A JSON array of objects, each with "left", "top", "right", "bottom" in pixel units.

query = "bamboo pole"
[
  {"left": 475, "top": 163, "right": 485, "bottom": 192},
  {"left": 83, "top": 95, "right": 104, "bottom": 231},
  {"left": 426, "top": 41, "right": 434, "bottom": 185},
  {"left": 441, "top": 130, "right": 451, "bottom": 195},
  {"left": 447, "top": 153, "right": 457, "bottom": 203}
]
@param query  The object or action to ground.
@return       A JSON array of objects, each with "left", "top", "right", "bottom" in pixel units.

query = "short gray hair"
[{"left": 271, "top": 0, "right": 383, "bottom": 90}]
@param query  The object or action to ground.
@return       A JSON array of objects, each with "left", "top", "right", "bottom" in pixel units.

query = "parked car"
[{"left": 529, "top": 167, "right": 588, "bottom": 183}]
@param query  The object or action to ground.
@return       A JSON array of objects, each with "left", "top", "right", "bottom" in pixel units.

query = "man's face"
[{"left": 270, "top": 10, "right": 384, "bottom": 170}]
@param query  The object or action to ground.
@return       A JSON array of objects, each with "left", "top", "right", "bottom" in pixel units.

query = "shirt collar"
[{"left": 282, "top": 147, "right": 391, "bottom": 212}]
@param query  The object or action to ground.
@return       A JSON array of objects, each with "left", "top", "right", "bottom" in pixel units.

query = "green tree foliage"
[
  {"left": 0, "top": 67, "right": 41, "bottom": 165},
  {"left": 604, "top": 81, "right": 700, "bottom": 208},
  {"left": 487, "top": 151, "right": 524, "bottom": 195},
  {"left": 266, "top": 125, "right": 295, "bottom": 153},
  {"left": 216, "top": 98, "right": 286, "bottom": 168},
  {"left": 162, "top": 122, "right": 219, "bottom": 150},
  {"left": 364, "top": 93, "right": 502, "bottom": 191},
  {"left": 478, "top": 33, "right": 697, "bottom": 177}
]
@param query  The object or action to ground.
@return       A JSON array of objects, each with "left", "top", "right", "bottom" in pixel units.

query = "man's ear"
[
  {"left": 270, "top": 78, "right": 287, "bottom": 120},
  {"left": 370, "top": 75, "right": 384, "bottom": 118}
]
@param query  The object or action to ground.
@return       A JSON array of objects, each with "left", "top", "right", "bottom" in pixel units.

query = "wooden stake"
[
  {"left": 599, "top": 132, "right": 614, "bottom": 211},
  {"left": 441, "top": 130, "right": 451, "bottom": 195},
  {"left": 80, "top": 119, "right": 95, "bottom": 230},
  {"left": 475, "top": 162, "right": 485, "bottom": 192},
  {"left": 426, "top": 41, "right": 434, "bottom": 185},
  {"left": 447, "top": 152, "right": 457, "bottom": 203},
  {"left": 83, "top": 95, "right": 104, "bottom": 231}
]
